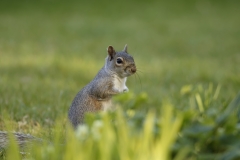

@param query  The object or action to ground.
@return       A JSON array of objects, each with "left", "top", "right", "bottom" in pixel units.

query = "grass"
[{"left": 0, "top": 0, "right": 240, "bottom": 159}]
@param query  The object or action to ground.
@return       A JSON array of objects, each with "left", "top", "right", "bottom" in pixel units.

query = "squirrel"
[
  {"left": 0, "top": 44, "right": 136, "bottom": 151},
  {"left": 68, "top": 44, "right": 136, "bottom": 128}
]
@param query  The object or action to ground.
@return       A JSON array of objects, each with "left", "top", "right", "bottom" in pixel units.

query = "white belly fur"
[
  {"left": 102, "top": 100, "right": 112, "bottom": 111},
  {"left": 102, "top": 75, "right": 128, "bottom": 111},
  {"left": 113, "top": 75, "right": 128, "bottom": 92}
]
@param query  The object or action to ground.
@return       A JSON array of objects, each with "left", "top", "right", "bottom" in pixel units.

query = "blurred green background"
[{"left": 0, "top": 0, "right": 239, "bottom": 131}]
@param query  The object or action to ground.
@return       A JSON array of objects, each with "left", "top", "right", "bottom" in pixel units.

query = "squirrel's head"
[{"left": 105, "top": 44, "right": 136, "bottom": 78}]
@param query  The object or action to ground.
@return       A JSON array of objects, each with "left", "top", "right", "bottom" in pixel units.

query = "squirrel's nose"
[{"left": 131, "top": 67, "right": 136, "bottom": 73}]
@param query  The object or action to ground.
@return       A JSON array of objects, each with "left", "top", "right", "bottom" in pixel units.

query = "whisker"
[
  {"left": 133, "top": 74, "right": 141, "bottom": 93},
  {"left": 136, "top": 68, "right": 144, "bottom": 74},
  {"left": 136, "top": 70, "right": 143, "bottom": 74},
  {"left": 136, "top": 67, "right": 145, "bottom": 72},
  {"left": 134, "top": 74, "right": 137, "bottom": 87},
  {"left": 135, "top": 72, "right": 142, "bottom": 91}
]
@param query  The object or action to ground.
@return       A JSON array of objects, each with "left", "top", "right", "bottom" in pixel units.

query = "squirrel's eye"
[{"left": 116, "top": 58, "right": 123, "bottom": 64}]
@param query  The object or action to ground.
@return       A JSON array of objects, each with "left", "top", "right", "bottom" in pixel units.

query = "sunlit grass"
[{"left": 1, "top": 106, "right": 183, "bottom": 160}]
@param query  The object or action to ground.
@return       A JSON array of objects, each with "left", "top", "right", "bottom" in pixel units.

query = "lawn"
[{"left": 0, "top": 0, "right": 240, "bottom": 159}]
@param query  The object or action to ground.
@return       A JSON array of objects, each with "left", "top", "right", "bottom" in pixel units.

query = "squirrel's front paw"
[{"left": 123, "top": 86, "right": 129, "bottom": 93}]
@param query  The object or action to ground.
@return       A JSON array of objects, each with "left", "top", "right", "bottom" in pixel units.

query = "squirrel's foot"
[{"left": 123, "top": 86, "right": 129, "bottom": 93}]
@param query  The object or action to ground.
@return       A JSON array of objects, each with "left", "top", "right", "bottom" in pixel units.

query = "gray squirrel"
[
  {"left": 0, "top": 44, "right": 136, "bottom": 150},
  {"left": 69, "top": 44, "right": 136, "bottom": 128}
]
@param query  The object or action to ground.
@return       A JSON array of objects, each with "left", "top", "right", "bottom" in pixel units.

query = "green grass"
[{"left": 0, "top": 0, "right": 240, "bottom": 159}]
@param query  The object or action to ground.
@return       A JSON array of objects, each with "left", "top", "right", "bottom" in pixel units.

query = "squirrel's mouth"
[
  {"left": 124, "top": 66, "right": 137, "bottom": 77},
  {"left": 130, "top": 67, "right": 136, "bottom": 74}
]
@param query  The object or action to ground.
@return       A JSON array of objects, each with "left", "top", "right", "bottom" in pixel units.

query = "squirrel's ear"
[
  {"left": 123, "top": 44, "right": 128, "bottom": 53},
  {"left": 107, "top": 46, "right": 116, "bottom": 61}
]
